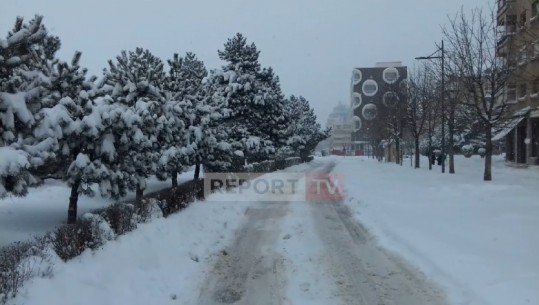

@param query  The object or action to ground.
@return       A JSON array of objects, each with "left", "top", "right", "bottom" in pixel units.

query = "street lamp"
[{"left": 415, "top": 40, "right": 446, "bottom": 173}]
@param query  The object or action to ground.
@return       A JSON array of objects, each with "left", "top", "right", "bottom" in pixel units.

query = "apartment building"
[
  {"left": 496, "top": 0, "right": 539, "bottom": 165},
  {"left": 350, "top": 62, "right": 408, "bottom": 157}
]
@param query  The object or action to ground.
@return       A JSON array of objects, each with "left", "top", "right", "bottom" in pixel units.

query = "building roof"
[{"left": 374, "top": 61, "right": 403, "bottom": 68}]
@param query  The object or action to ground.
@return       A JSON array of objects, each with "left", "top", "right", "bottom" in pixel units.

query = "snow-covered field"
[
  {"left": 0, "top": 171, "right": 194, "bottom": 248},
  {"left": 336, "top": 155, "right": 539, "bottom": 305}
]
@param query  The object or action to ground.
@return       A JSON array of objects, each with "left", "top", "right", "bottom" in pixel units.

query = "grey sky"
[{"left": 1, "top": 0, "right": 493, "bottom": 126}]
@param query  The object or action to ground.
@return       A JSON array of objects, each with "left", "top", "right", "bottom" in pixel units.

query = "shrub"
[
  {"left": 94, "top": 203, "right": 137, "bottom": 236},
  {"left": 0, "top": 239, "right": 54, "bottom": 303},
  {"left": 461, "top": 144, "right": 475, "bottom": 158},
  {"left": 134, "top": 198, "right": 163, "bottom": 223},
  {"left": 478, "top": 147, "right": 486, "bottom": 158},
  {"left": 148, "top": 180, "right": 203, "bottom": 217},
  {"left": 52, "top": 214, "right": 114, "bottom": 261}
]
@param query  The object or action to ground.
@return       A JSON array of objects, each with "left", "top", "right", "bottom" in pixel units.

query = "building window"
[
  {"left": 352, "top": 69, "right": 362, "bottom": 85},
  {"left": 520, "top": 83, "right": 528, "bottom": 97},
  {"left": 520, "top": 11, "right": 527, "bottom": 28},
  {"left": 362, "top": 103, "right": 378, "bottom": 120},
  {"left": 352, "top": 92, "right": 362, "bottom": 109},
  {"left": 352, "top": 116, "right": 362, "bottom": 131},
  {"left": 383, "top": 91, "right": 400, "bottom": 107},
  {"left": 532, "top": 119, "right": 539, "bottom": 157},
  {"left": 362, "top": 79, "right": 378, "bottom": 97},
  {"left": 507, "top": 14, "right": 517, "bottom": 33},
  {"left": 533, "top": 79, "right": 539, "bottom": 94},
  {"left": 507, "top": 83, "right": 517, "bottom": 101},
  {"left": 518, "top": 47, "right": 528, "bottom": 65},
  {"left": 383, "top": 67, "right": 399, "bottom": 84},
  {"left": 533, "top": 0, "right": 539, "bottom": 17}
]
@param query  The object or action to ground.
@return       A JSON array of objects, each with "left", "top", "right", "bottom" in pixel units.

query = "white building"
[{"left": 326, "top": 102, "right": 354, "bottom": 154}]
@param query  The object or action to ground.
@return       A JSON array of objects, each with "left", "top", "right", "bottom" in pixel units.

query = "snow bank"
[
  {"left": 335, "top": 155, "right": 539, "bottom": 305},
  {"left": 4, "top": 163, "right": 312, "bottom": 305}
]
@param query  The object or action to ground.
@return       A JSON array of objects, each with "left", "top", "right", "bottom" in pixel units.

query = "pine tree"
[
  {"left": 0, "top": 15, "right": 61, "bottom": 197},
  {"left": 162, "top": 52, "right": 207, "bottom": 185},
  {"left": 212, "top": 33, "right": 286, "bottom": 164},
  {"left": 104, "top": 48, "right": 166, "bottom": 202},
  {"left": 284, "top": 95, "right": 329, "bottom": 161}
]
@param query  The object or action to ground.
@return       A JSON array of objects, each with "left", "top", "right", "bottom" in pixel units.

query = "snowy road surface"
[
  {"left": 11, "top": 156, "right": 534, "bottom": 305},
  {"left": 198, "top": 161, "right": 446, "bottom": 305}
]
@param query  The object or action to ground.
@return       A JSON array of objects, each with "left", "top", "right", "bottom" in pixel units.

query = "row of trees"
[
  {"left": 400, "top": 6, "right": 511, "bottom": 181},
  {"left": 0, "top": 16, "right": 329, "bottom": 223}
]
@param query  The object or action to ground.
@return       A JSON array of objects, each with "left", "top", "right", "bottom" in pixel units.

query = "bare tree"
[
  {"left": 443, "top": 6, "right": 509, "bottom": 181},
  {"left": 406, "top": 64, "right": 436, "bottom": 168}
]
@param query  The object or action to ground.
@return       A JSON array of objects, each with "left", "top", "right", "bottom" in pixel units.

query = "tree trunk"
[
  {"left": 484, "top": 126, "right": 493, "bottom": 181},
  {"left": 136, "top": 185, "right": 144, "bottom": 204},
  {"left": 171, "top": 170, "right": 178, "bottom": 187},
  {"left": 449, "top": 105, "right": 455, "bottom": 174},
  {"left": 67, "top": 179, "right": 80, "bottom": 224},
  {"left": 414, "top": 137, "right": 420, "bottom": 168},
  {"left": 194, "top": 162, "right": 201, "bottom": 180},
  {"left": 395, "top": 138, "right": 400, "bottom": 165}
]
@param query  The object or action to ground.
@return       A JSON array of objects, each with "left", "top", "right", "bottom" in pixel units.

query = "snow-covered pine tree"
[
  {"left": 39, "top": 51, "right": 124, "bottom": 224},
  {"left": 0, "top": 15, "right": 61, "bottom": 198},
  {"left": 104, "top": 48, "right": 166, "bottom": 202},
  {"left": 194, "top": 69, "right": 234, "bottom": 175},
  {"left": 214, "top": 33, "right": 281, "bottom": 163},
  {"left": 161, "top": 52, "right": 207, "bottom": 185},
  {"left": 255, "top": 67, "right": 288, "bottom": 161},
  {"left": 284, "top": 95, "right": 329, "bottom": 161}
]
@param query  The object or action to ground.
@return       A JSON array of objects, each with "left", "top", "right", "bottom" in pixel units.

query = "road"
[{"left": 198, "top": 161, "right": 448, "bottom": 305}]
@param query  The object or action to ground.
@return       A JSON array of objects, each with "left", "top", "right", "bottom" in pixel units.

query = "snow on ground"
[
  {"left": 335, "top": 155, "right": 539, "bottom": 305},
  {"left": 5, "top": 163, "right": 312, "bottom": 305},
  {"left": 0, "top": 171, "right": 194, "bottom": 248}
]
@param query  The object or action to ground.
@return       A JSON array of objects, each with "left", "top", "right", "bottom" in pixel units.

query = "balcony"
[{"left": 498, "top": 0, "right": 516, "bottom": 20}]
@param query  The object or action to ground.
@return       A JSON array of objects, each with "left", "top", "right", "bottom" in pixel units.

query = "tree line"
[
  {"left": 378, "top": 6, "right": 513, "bottom": 181},
  {"left": 0, "top": 15, "right": 329, "bottom": 223}
]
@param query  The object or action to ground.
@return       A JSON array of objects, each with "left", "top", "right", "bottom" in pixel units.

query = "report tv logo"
[{"left": 204, "top": 172, "right": 344, "bottom": 202}]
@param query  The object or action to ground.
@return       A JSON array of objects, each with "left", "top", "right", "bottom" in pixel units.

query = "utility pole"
[{"left": 415, "top": 40, "right": 446, "bottom": 173}]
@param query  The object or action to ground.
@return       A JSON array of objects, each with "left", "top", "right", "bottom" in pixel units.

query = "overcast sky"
[{"left": 1, "top": 0, "right": 492, "bottom": 126}]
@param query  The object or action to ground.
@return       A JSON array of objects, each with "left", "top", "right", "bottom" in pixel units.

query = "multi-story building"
[
  {"left": 496, "top": 0, "right": 539, "bottom": 165},
  {"left": 350, "top": 62, "right": 408, "bottom": 157},
  {"left": 326, "top": 102, "right": 354, "bottom": 154}
]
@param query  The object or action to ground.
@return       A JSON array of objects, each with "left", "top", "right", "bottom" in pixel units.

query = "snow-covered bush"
[
  {"left": 134, "top": 198, "right": 163, "bottom": 223},
  {"left": 0, "top": 239, "right": 56, "bottom": 303},
  {"left": 94, "top": 203, "right": 137, "bottom": 236},
  {"left": 478, "top": 147, "right": 486, "bottom": 158},
  {"left": 52, "top": 216, "right": 106, "bottom": 261},
  {"left": 461, "top": 144, "right": 475, "bottom": 158}
]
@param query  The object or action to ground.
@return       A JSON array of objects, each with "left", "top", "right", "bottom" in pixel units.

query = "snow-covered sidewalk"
[
  {"left": 0, "top": 171, "right": 194, "bottom": 247},
  {"left": 5, "top": 162, "right": 317, "bottom": 305},
  {"left": 335, "top": 155, "right": 539, "bottom": 305}
]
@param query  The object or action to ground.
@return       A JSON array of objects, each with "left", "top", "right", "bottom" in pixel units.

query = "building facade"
[
  {"left": 326, "top": 102, "right": 354, "bottom": 154},
  {"left": 350, "top": 62, "right": 408, "bottom": 157},
  {"left": 496, "top": 0, "right": 539, "bottom": 165}
]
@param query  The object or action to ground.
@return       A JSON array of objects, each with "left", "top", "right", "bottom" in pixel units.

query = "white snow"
[
  {"left": 4, "top": 165, "right": 311, "bottom": 305},
  {"left": 335, "top": 155, "right": 539, "bottom": 305},
  {"left": 0, "top": 92, "right": 34, "bottom": 125},
  {"left": 0, "top": 171, "right": 194, "bottom": 248}
]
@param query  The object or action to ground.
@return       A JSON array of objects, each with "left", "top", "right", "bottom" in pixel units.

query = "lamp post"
[{"left": 415, "top": 40, "right": 446, "bottom": 173}]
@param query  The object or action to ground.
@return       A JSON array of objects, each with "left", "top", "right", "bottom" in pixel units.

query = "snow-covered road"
[{"left": 198, "top": 161, "right": 446, "bottom": 305}]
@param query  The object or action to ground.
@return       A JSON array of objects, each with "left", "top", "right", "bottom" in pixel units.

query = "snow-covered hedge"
[
  {"left": 461, "top": 144, "right": 475, "bottom": 158},
  {"left": 478, "top": 147, "right": 486, "bottom": 158}
]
